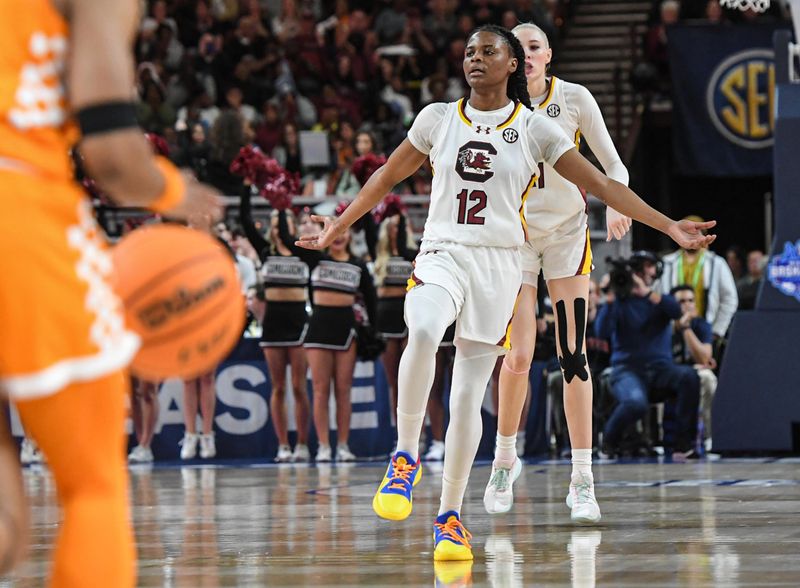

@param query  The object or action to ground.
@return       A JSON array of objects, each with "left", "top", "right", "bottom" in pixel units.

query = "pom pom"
[
  {"left": 334, "top": 200, "right": 350, "bottom": 218},
  {"left": 351, "top": 153, "right": 386, "bottom": 186},
  {"left": 145, "top": 133, "right": 170, "bottom": 157},
  {"left": 373, "top": 193, "right": 406, "bottom": 224},
  {"left": 230, "top": 146, "right": 299, "bottom": 210}
]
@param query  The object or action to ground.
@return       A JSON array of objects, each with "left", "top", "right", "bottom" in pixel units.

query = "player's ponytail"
[{"left": 470, "top": 25, "right": 532, "bottom": 111}]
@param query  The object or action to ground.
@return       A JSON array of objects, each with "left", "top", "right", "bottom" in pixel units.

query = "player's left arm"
[
  {"left": 574, "top": 85, "right": 631, "bottom": 241},
  {"left": 552, "top": 149, "right": 716, "bottom": 250}
]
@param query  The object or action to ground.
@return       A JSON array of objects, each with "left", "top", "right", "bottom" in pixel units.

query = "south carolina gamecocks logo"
[{"left": 455, "top": 141, "right": 496, "bottom": 183}]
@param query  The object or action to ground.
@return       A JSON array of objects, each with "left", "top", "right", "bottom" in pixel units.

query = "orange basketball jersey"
[
  {"left": 0, "top": 0, "right": 139, "bottom": 400},
  {"left": 0, "top": 0, "right": 76, "bottom": 180}
]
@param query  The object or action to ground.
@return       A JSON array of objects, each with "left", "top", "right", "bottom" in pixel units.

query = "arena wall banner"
[
  {"left": 667, "top": 24, "right": 791, "bottom": 177},
  {"left": 6, "top": 338, "right": 551, "bottom": 461}
]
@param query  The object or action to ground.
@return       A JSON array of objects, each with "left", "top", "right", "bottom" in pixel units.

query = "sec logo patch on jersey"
[
  {"left": 546, "top": 104, "right": 561, "bottom": 118},
  {"left": 502, "top": 128, "right": 518, "bottom": 143}
]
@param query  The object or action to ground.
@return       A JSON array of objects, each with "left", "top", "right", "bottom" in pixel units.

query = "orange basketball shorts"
[{"left": 0, "top": 169, "right": 139, "bottom": 400}]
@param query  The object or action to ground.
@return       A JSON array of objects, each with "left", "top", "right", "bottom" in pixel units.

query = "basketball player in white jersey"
[
  {"left": 298, "top": 25, "right": 715, "bottom": 561},
  {"left": 483, "top": 23, "right": 629, "bottom": 524}
]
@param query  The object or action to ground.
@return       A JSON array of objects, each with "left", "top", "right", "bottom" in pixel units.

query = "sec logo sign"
[{"left": 705, "top": 48, "right": 776, "bottom": 149}]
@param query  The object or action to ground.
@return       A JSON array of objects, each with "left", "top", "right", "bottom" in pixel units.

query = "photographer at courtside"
[{"left": 596, "top": 252, "right": 700, "bottom": 460}]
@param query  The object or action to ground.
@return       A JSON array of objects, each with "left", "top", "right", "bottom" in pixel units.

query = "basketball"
[{"left": 111, "top": 224, "right": 245, "bottom": 381}]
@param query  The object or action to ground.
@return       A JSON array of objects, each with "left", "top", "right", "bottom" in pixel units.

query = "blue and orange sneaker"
[
  {"left": 372, "top": 451, "right": 423, "bottom": 521},
  {"left": 433, "top": 511, "right": 473, "bottom": 561}
]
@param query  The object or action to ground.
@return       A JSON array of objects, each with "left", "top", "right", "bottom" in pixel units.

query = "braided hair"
[{"left": 469, "top": 24, "right": 532, "bottom": 111}]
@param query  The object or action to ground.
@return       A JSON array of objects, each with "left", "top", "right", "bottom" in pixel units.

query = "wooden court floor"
[{"left": 3, "top": 458, "right": 800, "bottom": 587}]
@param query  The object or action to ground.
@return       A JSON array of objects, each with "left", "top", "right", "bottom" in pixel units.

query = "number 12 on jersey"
[{"left": 455, "top": 189, "right": 487, "bottom": 225}]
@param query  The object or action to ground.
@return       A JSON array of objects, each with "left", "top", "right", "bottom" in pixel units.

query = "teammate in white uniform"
[
  {"left": 298, "top": 24, "right": 716, "bottom": 562},
  {"left": 484, "top": 23, "right": 631, "bottom": 524}
]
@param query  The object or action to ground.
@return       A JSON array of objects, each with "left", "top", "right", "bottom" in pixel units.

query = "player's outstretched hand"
[
  {"left": 606, "top": 207, "right": 632, "bottom": 241},
  {"left": 667, "top": 218, "right": 717, "bottom": 250},
  {"left": 295, "top": 215, "right": 340, "bottom": 250}
]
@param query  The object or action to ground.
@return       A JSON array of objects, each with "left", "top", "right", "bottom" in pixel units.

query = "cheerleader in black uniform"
[
  {"left": 372, "top": 206, "right": 417, "bottom": 424},
  {"left": 290, "top": 205, "right": 378, "bottom": 462},
  {"left": 240, "top": 188, "right": 312, "bottom": 463}
]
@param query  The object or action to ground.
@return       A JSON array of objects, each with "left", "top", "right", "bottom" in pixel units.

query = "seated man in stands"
[
  {"left": 671, "top": 284, "right": 718, "bottom": 452},
  {"left": 596, "top": 252, "right": 700, "bottom": 460}
]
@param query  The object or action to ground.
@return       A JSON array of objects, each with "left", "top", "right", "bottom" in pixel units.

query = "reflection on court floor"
[{"left": 4, "top": 459, "right": 800, "bottom": 587}]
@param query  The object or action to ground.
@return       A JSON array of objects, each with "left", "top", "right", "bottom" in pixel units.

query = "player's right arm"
[
  {"left": 67, "top": 0, "right": 221, "bottom": 223},
  {"left": 296, "top": 140, "right": 426, "bottom": 250},
  {"left": 296, "top": 103, "right": 446, "bottom": 250}
]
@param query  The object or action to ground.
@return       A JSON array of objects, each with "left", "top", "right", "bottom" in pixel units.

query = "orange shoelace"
[
  {"left": 387, "top": 457, "right": 417, "bottom": 490},
  {"left": 434, "top": 517, "right": 473, "bottom": 549}
]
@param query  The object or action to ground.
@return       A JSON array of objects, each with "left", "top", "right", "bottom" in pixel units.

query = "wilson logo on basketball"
[
  {"left": 138, "top": 276, "right": 227, "bottom": 329},
  {"left": 706, "top": 48, "right": 776, "bottom": 149}
]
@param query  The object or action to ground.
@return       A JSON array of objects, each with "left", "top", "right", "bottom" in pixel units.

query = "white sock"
[
  {"left": 439, "top": 474, "right": 468, "bottom": 515},
  {"left": 494, "top": 432, "right": 517, "bottom": 468},
  {"left": 396, "top": 409, "right": 426, "bottom": 461},
  {"left": 571, "top": 448, "right": 593, "bottom": 481}
]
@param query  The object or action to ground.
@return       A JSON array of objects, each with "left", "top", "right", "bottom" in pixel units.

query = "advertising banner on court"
[
  {"left": 668, "top": 24, "right": 791, "bottom": 176},
  {"left": 8, "top": 338, "right": 555, "bottom": 462}
]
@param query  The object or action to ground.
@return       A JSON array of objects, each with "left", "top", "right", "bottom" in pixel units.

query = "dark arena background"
[{"left": 4, "top": 0, "right": 800, "bottom": 586}]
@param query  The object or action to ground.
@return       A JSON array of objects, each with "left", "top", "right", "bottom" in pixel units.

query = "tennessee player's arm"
[
  {"left": 0, "top": 414, "right": 27, "bottom": 575},
  {"left": 67, "top": 0, "right": 219, "bottom": 220}
]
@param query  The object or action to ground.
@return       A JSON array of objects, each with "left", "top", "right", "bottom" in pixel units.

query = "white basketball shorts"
[
  {"left": 408, "top": 241, "right": 521, "bottom": 349},
  {"left": 521, "top": 213, "right": 593, "bottom": 284}
]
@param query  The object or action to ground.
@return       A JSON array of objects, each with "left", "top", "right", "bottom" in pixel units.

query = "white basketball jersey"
[
  {"left": 525, "top": 77, "right": 629, "bottom": 238},
  {"left": 407, "top": 99, "right": 574, "bottom": 249}
]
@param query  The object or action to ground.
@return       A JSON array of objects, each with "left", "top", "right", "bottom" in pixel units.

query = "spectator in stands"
[
  {"left": 374, "top": 0, "right": 409, "bottom": 45},
  {"left": 137, "top": 79, "right": 176, "bottom": 134},
  {"left": 140, "top": 0, "right": 178, "bottom": 40},
  {"left": 660, "top": 217, "right": 739, "bottom": 338},
  {"left": 255, "top": 102, "right": 284, "bottom": 155},
  {"left": 273, "top": 122, "right": 303, "bottom": 177},
  {"left": 671, "top": 284, "right": 718, "bottom": 452},
  {"left": 179, "top": 0, "right": 217, "bottom": 49},
  {"left": 644, "top": 0, "right": 680, "bottom": 95},
  {"left": 725, "top": 245, "right": 747, "bottom": 282},
  {"left": 272, "top": 0, "right": 302, "bottom": 43},
  {"left": 214, "top": 221, "right": 258, "bottom": 293},
  {"left": 180, "top": 122, "right": 211, "bottom": 181},
  {"left": 597, "top": 252, "right": 700, "bottom": 459},
  {"left": 193, "top": 33, "right": 225, "bottom": 103},
  {"left": 737, "top": 249, "right": 765, "bottom": 310},
  {"left": 270, "top": 82, "right": 318, "bottom": 129},
  {"left": 330, "top": 121, "right": 360, "bottom": 196},
  {"left": 223, "top": 85, "right": 257, "bottom": 124},
  {"left": 206, "top": 111, "right": 247, "bottom": 194},
  {"left": 704, "top": 0, "right": 728, "bottom": 24},
  {"left": 424, "top": 0, "right": 457, "bottom": 54}
]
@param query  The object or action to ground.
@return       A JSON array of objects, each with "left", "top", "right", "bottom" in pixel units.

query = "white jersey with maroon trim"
[
  {"left": 525, "top": 76, "right": 629, "bottom": 238},
  {"left": 407, "top": 98, "right": 574, "bottom": 249}
]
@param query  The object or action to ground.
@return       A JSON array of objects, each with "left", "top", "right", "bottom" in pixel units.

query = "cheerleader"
[
  {"left": 240, "top": 188, "right": 312, "bottom": 463},
  {"left": 373, "top": 199, "right": 418, "bottom": 423}
]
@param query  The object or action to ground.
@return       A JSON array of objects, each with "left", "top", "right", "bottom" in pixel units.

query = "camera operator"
[{"left": 596, "top": 252, "right": 700, "bottom": 460}]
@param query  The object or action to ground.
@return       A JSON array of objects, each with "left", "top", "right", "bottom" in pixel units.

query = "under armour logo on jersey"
[
  {"left": 502, "top": 128, "right": 518, "bottom": 143},
  {"left": 475, "top": 125, "right": 491, "bottom": 135},
  {"left": 546, "top": 104, "right": 561, "bottom": 118}
]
